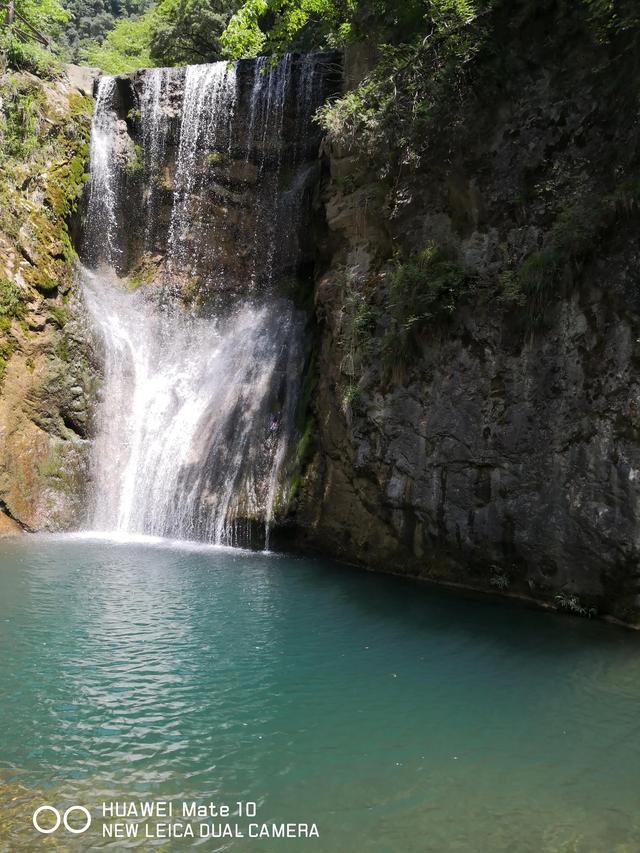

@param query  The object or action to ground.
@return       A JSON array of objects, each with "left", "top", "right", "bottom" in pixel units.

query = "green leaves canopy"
[
  {"left": 150, "top": 0, "right": 236, "bottom": 64},
  {"left": 221, "top": 0, "right": 356, "bottom": 58},
  {"left": 79, "top": 0, "right": 238, "bottom": 71},
  {"left": 81, "top": 12, "right": 156, "bottom": 72}
]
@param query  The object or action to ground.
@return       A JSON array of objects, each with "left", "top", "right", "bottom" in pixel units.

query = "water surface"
[{"left": 1, "top": 535, "right": 639, "bottom": 851}]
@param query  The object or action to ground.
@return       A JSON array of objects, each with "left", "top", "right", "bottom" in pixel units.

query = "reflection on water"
[{"left": 1, "top": 536, "right": 640, "bottom": 851}]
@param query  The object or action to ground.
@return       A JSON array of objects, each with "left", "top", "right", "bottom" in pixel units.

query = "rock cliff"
[
  {"left": 289, "top": 2, "right": 640, "bottom": 624},
  {"left": 0, "top": 66, "right": 96, "bottom": 532}
]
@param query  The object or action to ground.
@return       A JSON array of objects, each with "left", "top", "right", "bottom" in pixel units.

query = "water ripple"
[{"left": 1, "top": 536, "right": 640, "bottom": 851}]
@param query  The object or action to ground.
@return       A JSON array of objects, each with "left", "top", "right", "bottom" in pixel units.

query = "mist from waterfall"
[{"left": 81, "top": 55, "right": 333, "bottom": 547}]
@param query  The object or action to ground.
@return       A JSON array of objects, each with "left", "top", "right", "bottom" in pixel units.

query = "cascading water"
[
  {"left": 86, "top": 77, "right": 120, "bottom": 267},
  {"left": 81, "top": 55, "right": 336, "bottom": 547},
  {"left": 166, "top": 63, "right": 237, "bottom": 282}
]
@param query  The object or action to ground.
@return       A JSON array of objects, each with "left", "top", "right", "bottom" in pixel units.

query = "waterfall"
[
  {"left": 167, "top": 63, "right": 237, "bottom": 281},
  {"left": 140, "top": 67, "right": 177, "bottom": 249},
  {"left": 86, "top": 77, "right": 120, "bottom": 267},
  {"left": 81, "top": 54, "right": 336, "bottom": 547}
]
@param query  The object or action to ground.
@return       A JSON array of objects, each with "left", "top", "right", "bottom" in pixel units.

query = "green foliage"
[
  {"left": 341, "top": 381, "right": 361, "bottom": 412},
  {"left": 79, "top": 0, "right": 238, "bottom": 71},
  {"left": 0, "top": 0, "right": 69, "bottom": 75},
  {"left": 61, "top": 0, "right": 153, "bottom": 62},
  {"left": 150, "top": 0, "right": 239, "bottom": 65},
  {"left": 124, "top": 142, "right": 144, "bottom": 174},
  {"left": 335, "top": 245, "right": 471, "bottom": 391},
  {"left": 382, "top": 245, "right": 469, "bottom": 370},
  {"left": 220, "top": 0, "right": 267, "bottom": 58},
  {"left": 0, "top": 32, "right": 63, "bottom": 76},
  {"left": 82, "top": 10, "right": 156, "bottom": 72},
  {"left": 220, "top": 0, "right": 477, "bottom": 60},
  {"left": 9, "top": 0, "right": 69, "bottom": 34},
  {"left": 313, "top": 0, "right": 640, "bottom": 164},
  {"left": 317, "top": 1, "right": 495, "bottom": 157},
  {"left": 0, "top": 74, "right": 88, "bottom": 384},
  {"left": 316, "top": 82, "right": 385, "bottom": 155},
  {"left": 54, "top": 334, "right": 70, "bottom": 361},
  {"left": 48, "top": 304, "right": 68, "bottom": 327},
  {"left": 555, "top": 592, "right": 597, "bottom": 618},
  {"left": 489, "top": 570, "right": 510, "bottom": 590},
  {"left": 0, "top": 73, "right": 91, "bottom": 300},
  {"left": 221, "top": 0, "right": 355, "bottom": 59},
  {"left": 0, "top": 279, "right": 25, "bottom": 382},
  {"left": 338, "top": 272, "right": 378, "bottom": 385},
  {"left": 0, "top": 279, "right": 25, "bottom": 328},
  {"left": 0, "top": 78, "right": 45, "bottom": 160},
  {"left": 499, "top": 195, "right": 619, "bottom": 327},
  {"left": 580, "top": 0, "right": 640, "bottom": 43}
]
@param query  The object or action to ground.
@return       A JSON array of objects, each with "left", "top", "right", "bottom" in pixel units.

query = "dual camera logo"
[{"left": 32, "top": 805, "right": 92, "bottom": 835}]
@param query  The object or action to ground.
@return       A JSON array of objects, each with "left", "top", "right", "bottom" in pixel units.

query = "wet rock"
[{"left": 0, "top": 511, "right": 22, "bottom": 537}]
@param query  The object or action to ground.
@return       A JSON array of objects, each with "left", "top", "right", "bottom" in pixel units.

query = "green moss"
[
  {"left": 48, "top": 305, "right": 68, "bottom": 328},
  {"left": 125, "top": 143, "right": 144, "bottom": 175},
  {"left": 288, "top": 416, "right": 318, "bottom": 504},
  {"left": 0, "top": 337, "right": 14, "bottom": 384},
  {"left": 37, "top": 444, "right": 77, "bottom": 494},
  {"left": 126, "top": 256, "right": 158, "bottom": 291},
  {"left": 0, "top": 279, "right": 26, "bottom": 383},
  {"left": 0, "top": 76, "right": 46, "bottom": 162},
  {"left": 54, "top": 335, "right": 70, "bottom": 362}
]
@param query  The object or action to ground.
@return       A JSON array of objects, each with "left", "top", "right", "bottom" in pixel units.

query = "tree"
[
  {"left": 1, "top": 0, "right": 69, "bottom": 74},
  {"left": 81, "top": 10, "right": 156, "bottom": 71},
  {"left": 220, "top": 0, "right": 356, "bottom": 59},
  {"left": 78, "top": 0, "right": 239, "bottom": 72},
  {"left": 2, "top": 0, "right": 69, "bottom": 40},
  {"left": 149, "top": 0, "right": 240, "bottom": 65},
  {"left": 61, "top": 0, "right": 154, "bottom": 62}
]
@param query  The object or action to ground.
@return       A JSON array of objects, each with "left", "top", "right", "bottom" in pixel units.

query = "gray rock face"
[
  {"left": 65, "top": 64, "right": 100, "bottom": 98},
  {"left": 299, "top": 285, "right": 640, "bottom": 620},
  {"left": 287, "top": 17, "right": 640, "bottom": 624}
]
